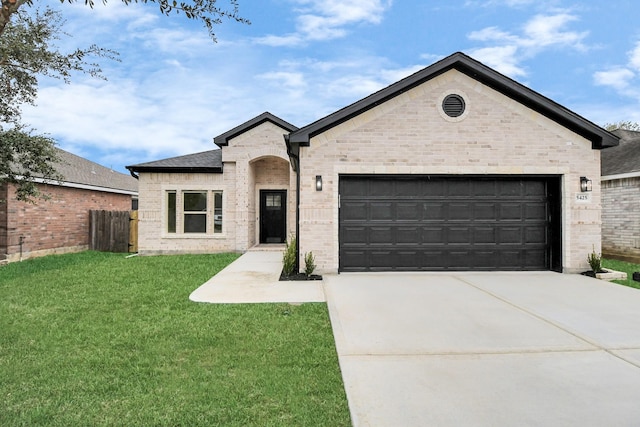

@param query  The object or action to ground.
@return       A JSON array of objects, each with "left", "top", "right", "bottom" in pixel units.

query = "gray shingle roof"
[
  {"left": 601, "top": 129, "right": 640, "bottom": 177},
  {"left": 54, "top": 148, "right": 138, "bottom": 193},
  {"left": 126, "top": 150, "right": 222, "bottom": 173}
]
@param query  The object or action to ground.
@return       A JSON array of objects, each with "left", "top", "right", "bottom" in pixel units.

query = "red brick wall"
[{"left": 2, "top": 183, "right": 132, "bottom": 260}]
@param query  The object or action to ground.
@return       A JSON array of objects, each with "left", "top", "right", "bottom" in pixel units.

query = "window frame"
[{"left": 165, "top": 189, "right": 223, "bottom": 235}]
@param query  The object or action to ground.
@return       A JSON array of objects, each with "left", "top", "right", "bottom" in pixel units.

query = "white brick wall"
[
  {"left": 298, "top": 70, "right": 602, "bottom": 273},
  {"left": 137, "top": 121, "right": 295, "bottom": 255},
  {"left": 602, "top": 177, "right": 640, "bottom": 261}
]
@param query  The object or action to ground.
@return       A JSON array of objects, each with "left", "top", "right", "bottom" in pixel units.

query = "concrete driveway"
[{"left": 323, "top": 272, "right": 640, "bottom": 426}]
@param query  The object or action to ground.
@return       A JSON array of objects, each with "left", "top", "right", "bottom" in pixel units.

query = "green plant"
[
  {"left": 588, "top": 246, "right": 602, "bottom": 273},
  {"left": 282, "top": 235, "right": 297, "bottom": 276},
  {"left": 304, "top": 251, "right": 316, "bottom": 277}
]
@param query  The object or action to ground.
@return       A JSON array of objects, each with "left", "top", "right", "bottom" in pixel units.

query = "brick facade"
[
  {"left": 0, "top": 182, "right": 132, "bottom": 262},
  {"left": 298, "top": 70, "right": 602, "bottom": 273},
  {"left": 602, "top": 177, "right": 640, "bottom": 262},
  {"left": 136, "top": 121, "right": 295, "bottom": 255}
]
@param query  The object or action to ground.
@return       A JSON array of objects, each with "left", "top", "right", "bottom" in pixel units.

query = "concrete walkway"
[
  {"left": 324, "top": 272, "right": 640, "bottom": 426},
  {"left": 189, "top": 247, "right": 325, "bottom": 303},
  {"left": 190, "top": 252, "right": 640, "bottom": 426}
]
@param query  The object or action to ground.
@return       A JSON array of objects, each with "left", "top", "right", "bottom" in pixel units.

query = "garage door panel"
[
  {"left": 449, "top": 227, "right": 472, "bottom": 244},
  {"left": 339, "top": 176, "right": 557, "bottom": 271},
  {"left": 370, "top": 202, "right": 394, "bottom": 221},
  {"left": 475, "top": 227, "right": 497, "bottom": 244},
  {"left": 397, "top": 227, "right": 421, "bottom": 245},
  {"left": 450, "top": 203, "right": 472, "bottom": 220},
  {"left": 370, "top": 226, "right": 393, "bottom": 244},
  {"left": 341, "top": 201, "right": 368, "bottom": 221},
  {"left": 424, "top": 203, "right": 446, "bottom": 220},
  {"left": 397, "top": 202, "right": 421, "bottom": 220}
]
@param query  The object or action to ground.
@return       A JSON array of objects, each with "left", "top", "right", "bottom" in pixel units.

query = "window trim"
[{"left": 164, "top": 189, "right": 224, "bottom": 236}]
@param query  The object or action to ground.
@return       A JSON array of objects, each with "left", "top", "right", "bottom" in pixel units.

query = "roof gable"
[
  {"left": 287, "top": 52, "right": 618, "bottom": 150},
  {"left": 214, "top": 112, "right": 298, "bottom": 147},
  {"left": 126, "top": 150, "right": 223, "bottom": 174}
]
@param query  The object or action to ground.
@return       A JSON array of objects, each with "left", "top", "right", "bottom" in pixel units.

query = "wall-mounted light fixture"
[
  {"left": 315, "top": 175, "right": 322, "bottom": 191},
  {"left": 580, "top": 176, "right": 592, "bottom": 192}
]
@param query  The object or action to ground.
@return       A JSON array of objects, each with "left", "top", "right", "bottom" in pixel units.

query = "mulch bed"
[
  {"left": 279, "top": 272, "right": 323, "bottom": 281},
  {"left": 580, "top": 270, "right": 607, "bottom": 278}
]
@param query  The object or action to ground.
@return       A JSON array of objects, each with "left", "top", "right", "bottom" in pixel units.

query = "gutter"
[{"left": 601, "top": 171, "right": 640, "bottom": 181}]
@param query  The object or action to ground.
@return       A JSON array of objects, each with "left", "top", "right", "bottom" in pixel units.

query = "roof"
[
  {"left": 126, "top": 150, "right": 223, "bottom": 174},
  {"left": 53, "top": 148, "right": 138, "bottom": 194},
  {"left": 601, "top": 129, "right": 640, "bottom": 178},
  {"left": 287, "top": 52, "right": 619, "bottom": 150},
  {"left": 214, "top": 112, "right": 298, "bottom": 147}
]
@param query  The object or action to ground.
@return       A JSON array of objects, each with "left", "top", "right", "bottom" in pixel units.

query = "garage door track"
[{"left": 324, "top": 272, "right": 640, "bottom": 426}]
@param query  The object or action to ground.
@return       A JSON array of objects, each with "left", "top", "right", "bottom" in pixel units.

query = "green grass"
[
  {"left": 0, "top": 251, "right": 350, "bottom": 426},
  {"left": 603, "top": 258, "right": 640, "bottom": 289}
]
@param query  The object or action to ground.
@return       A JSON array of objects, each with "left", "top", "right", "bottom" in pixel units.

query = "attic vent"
[{"left": 442, "top": 94, "right": 466, "bottom": 118}]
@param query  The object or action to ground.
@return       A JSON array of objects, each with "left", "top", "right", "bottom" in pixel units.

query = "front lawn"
[
  {"left": 0, "top": 251, "right": 350, "bottom": 426},
  {"left": 603, "top": 258, "right": 640, "bottom": 289}
]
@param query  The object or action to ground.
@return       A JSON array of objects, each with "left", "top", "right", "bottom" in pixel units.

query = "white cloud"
[
  {"left": 593, "top": 40, "right": 640, "bottom": 97},
  {"left": 629, "top": 41, "right": 640, "bottom": 72},
  {"left": 593, "top": 68, "right": 635, "bottom": 91},
  {"left": 467, "top": 11, "right": 590, "bottom": 79},
  {"left": 468, "top": 46, "right": 526, "bottom": 78},
  {"left": 255, "top": 0, "right": 392, "bottom": 46}
]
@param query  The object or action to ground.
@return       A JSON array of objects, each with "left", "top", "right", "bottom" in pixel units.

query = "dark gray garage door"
[{"left": 339, "top": 175, "right": 561, "bottom": 272}]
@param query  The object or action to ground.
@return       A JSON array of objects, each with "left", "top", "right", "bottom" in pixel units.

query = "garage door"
[{"left": 339, "top": 175, "right": 561, "bottom": 272}]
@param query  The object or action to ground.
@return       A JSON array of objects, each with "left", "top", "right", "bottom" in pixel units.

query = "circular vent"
[{"left": 442, "top": 94, "right": 466, "bottom": 118}]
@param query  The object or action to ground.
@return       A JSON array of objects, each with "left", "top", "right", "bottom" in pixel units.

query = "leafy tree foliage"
[
  {"left": 604, "top": 121, "right": 640, "bottom": 132},
  {"left": 0, "top": 126, "right": 63, "bottom": 201},
  {"left": 1, "top": 7, "right": 117, "bottom": 201},
  {"left": 0, "top": 0, "right": 247, "bottom": 201}
]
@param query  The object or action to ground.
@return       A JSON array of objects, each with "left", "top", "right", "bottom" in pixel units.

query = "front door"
[{"left": 260, "top": 190, "right": 286, "bottom": 244}]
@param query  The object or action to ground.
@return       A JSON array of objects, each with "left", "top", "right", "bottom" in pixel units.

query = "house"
[
  {"left": 1, "top": 148, "right": 138, "bottom": 263},
  {"left": 601, "top": 128, "right": 640, "bottom": 263},
  {"left": 127, "top": 52, "right": 618, "bottom": 274}
]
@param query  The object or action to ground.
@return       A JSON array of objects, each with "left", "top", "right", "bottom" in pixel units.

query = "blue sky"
[{"left": 21, "top": 0, "right": 640, "bottom": 174}]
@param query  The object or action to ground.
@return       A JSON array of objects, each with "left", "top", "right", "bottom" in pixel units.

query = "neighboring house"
[
  {"left": 127, "top": 52, "right": 618, "bottom": 274},
  {"left": 0, "top": 148, "right": 138, "bottom": 263},
  {"left": 601, "top": 128, "right": 640, "bottom": 262}
]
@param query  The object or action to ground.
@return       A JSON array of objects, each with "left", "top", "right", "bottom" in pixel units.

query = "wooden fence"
[{"left": 90, "top": 210, "right": 138, "bottom": 253}]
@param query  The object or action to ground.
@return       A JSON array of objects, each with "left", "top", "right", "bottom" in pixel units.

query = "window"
[
  {"left": 184, "top": 191, "right": 207, "bottom": 233},
  {"left": 166, "top": 190, "right": 223, "bottom": 234},
  {"left": 167, "top": 191, "right": 176, "bottom": 233}
]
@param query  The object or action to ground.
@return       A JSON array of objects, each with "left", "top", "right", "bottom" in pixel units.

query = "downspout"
[
  {"left": 284, "top": 134, "right": 301, "bottom": 274},
  {"left": 127, "top": 168, "right": 139, "bottom": 180}
]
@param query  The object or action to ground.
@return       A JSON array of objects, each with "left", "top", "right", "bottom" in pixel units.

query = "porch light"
[
  {"left": 316, "top": 175, "right": 323, "bottom": 191},
  {"left": 580, "top": 176, "right": 592, "bottom": 192}
]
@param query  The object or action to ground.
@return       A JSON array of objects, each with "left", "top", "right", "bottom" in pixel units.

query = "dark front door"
[{"left": 260, "top": 190, "right": 287, "bottom": 244}]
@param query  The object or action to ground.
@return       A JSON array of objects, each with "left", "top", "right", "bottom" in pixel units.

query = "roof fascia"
[
  {"left": 288, "top": 52, "right": 618, "bottom": 149},
  {"left": 214, "top": 112, "right": 298, "bottom": 147},
  {"left": 125, "top": 166, "right": 223, "bottom": 174},
  {"left": 601, "top": 171, "right": 640, "bottom": 181}
]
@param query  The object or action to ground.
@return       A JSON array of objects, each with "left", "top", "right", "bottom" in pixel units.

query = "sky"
[{"left": 19, "top": 0, "right": 640, "bottom": 174}]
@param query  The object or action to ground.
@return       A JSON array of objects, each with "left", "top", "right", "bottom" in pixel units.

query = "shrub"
[
  {"left": 282, "top": 236, "right": 297, "bottom": 276},
  {"left": 304, "top": 252, "right": 316, "bottom": 277},
  {"left": 588, "top": 246, "right": 602, "bottom": 273}
]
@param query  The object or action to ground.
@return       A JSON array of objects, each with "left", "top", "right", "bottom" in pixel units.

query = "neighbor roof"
[
  {"left": 287, "top": 52, "right": 619, "bottom": 150},
  {"left": 214, "top": 112, "right": 298, "bottom": 147},
  {"left": 601, "top": 129, "right": 640, "bottom": 178},
  {"left": 53, "top": 148, "right": 138, "bottom": 194},
  {"left": 126, "top": 150, "right": 223, "bottom": 174}
]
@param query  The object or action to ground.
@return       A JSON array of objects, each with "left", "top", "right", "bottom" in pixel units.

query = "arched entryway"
[{"left": 250, "top": 156, "right": 292, "bottom": 245}]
